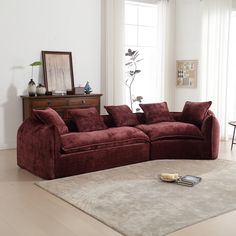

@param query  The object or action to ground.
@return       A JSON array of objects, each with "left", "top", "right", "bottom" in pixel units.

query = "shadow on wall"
[
  {"left": 0, "top": 83, "right": 19, "bottom": 149},
  {"left": 0, "top": 62, "right": 43, "bottom": 149}
]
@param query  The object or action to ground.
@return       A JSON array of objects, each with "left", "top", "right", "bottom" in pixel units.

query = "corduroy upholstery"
[{"left": 17, "top": 111, "right": 220, "bottom": 179}]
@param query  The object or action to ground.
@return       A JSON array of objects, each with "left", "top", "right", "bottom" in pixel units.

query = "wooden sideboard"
[{"left": 21, "top": 94, "right": 102, "bottom": 121}]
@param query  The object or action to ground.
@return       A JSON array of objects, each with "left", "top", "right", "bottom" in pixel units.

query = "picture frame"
[
  {"left": 176, "top": 60, "right": 198, "bottom": 88},
  {"left": 42, "top": 51, "right": 75, "bottom": 94}
]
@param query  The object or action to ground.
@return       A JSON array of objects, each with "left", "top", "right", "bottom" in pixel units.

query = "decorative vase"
[
  {"left": 84, "top": 81, "right": 92, "bottom": 94},
  {"left": 36, "top": 84, "right": 46, "bottom": 96},
  {"left": 28, "top": 79, "right": 36, "bottom": 96}
]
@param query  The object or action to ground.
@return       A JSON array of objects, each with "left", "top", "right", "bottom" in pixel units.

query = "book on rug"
[{"left": 176, "top": 175, "right": 202, "bottom": 187}]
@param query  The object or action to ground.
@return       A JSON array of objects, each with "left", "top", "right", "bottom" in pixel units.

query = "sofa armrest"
[
  {"left": 17, "top": 118, "right": 61, "bottom": 179},
  {"left": 201, "top": 111, "right": 220, "bottom": 159}
]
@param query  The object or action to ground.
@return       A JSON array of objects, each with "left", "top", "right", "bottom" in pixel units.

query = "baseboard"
[{"left": 0, "top": 143, "right": 16, "bottom": 150}]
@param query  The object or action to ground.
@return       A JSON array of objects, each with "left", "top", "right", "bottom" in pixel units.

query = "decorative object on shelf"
[
  {"left": 36, "top": 84, "right": 46, "bottom": 96},
  {"left": 75, "top": 86, "right": 85, "bottom": 94},
  {"left": 28, "top": 61, "right": 42, "bottom": 96},
  {"left": 42, "top": 51, "right": 75, "bottom": 95},
  {"left": 176, "top": 60, "right": 198, "bottom": 88},
  {"left": 84, "top": 81, "right": 92, "bottom": 94},
  {"left": 52, "top": 90, "right": 67, "bottom": 96},
  {"left": 27, "top": 79, "right": 36, "bottom": 96},
  {"left": 125, "top": 48, "right": 143, "bottom": 112}
]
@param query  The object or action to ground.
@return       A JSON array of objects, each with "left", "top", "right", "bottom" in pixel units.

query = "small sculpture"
[{"left": 84, "top": 81, "right": 92, "bottom": 94}]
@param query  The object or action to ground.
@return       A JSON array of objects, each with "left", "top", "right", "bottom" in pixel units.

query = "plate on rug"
[{"left": 36, "top": 160, "right": 236, "bottom": 236}]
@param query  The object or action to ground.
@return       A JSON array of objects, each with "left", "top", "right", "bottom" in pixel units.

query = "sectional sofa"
[{"left": 17, "top": 102, "right": 220, "bottom": 179}]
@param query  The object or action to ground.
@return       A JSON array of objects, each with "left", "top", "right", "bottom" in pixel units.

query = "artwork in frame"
[
  {"left": 176, "top": 60, "right": 198, "bottom": 88},
  {"left": 42, "top": 51, "right": 75, "bottom": 94}
]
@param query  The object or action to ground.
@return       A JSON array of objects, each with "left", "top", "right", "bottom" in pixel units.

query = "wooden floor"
[{"left": 1, "top": 142, "right": 236, "bottom": 236}]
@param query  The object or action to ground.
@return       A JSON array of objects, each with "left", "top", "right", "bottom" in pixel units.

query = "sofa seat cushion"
[
  {"left": 60, "top": 127, "right": 149, "bottom": 154},
  {"left": 136, "top": 122, "right": 203, "bottom": 141}
]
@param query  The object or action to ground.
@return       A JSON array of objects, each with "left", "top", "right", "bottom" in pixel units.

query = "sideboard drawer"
[
  {"left": 68, "top": 97, "right": 99, "bottom": 107},
  {"left": 32, "top": 99, "right": 68, "bottom": 108}
]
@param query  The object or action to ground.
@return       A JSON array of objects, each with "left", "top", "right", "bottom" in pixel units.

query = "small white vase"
[
  {"left": 28, "top": 79, "right": 36, "bottom": 96},
  {"left": 36, "top": 84, "right": 46, "bottom": 96}
]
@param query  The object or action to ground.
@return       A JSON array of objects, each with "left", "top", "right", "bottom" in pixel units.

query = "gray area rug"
[{"left": 37, "top": 160, "right": 236, "bottom": 236}]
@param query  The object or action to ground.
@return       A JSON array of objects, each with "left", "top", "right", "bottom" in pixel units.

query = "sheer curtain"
[
  {"left": 200, "top": 0, "right": 232, "bottom": 139},
  {"left": 227, "top": 12, "right": 236, "bottom": 138},
  {"left": 101, "top": 0, "right": 125, "bottom": 112},
  {"left": 156, "top": 0, "right": 175, "bottom": 109}
]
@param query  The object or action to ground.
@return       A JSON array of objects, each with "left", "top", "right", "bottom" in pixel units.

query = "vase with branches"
[
  {"left": 28, "top": 61, "right": 42, "bottom": 96},
  {"left": 125, "top": 48, "right": 143, "bottom": 111}
]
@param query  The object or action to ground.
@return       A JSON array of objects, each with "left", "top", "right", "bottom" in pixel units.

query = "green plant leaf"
[{"left": 30, "top": 61, "right": 42, "bottom": 66}]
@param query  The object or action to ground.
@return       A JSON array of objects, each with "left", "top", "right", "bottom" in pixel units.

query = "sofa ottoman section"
[
  {"left": 136, "top": 111, "right": 219, "bottom": 160},
  {"left": 17, "top": 117, "right": 150, "bottom": 179}
]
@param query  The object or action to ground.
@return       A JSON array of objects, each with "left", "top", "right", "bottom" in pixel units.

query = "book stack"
[{"left": 176, "top": 175, "right": 202, "bottom": 187}]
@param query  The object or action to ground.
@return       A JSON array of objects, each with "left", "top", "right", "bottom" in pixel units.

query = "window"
[{"left": 125, "top": 1, "right": 159, "bottom": 110}]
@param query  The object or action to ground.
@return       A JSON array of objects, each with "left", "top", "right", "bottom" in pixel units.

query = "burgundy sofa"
[{"left": 17, "top": 111, "right": 220, "bottom": 180}]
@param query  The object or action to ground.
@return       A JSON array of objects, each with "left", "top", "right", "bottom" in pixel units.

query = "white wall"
[
  {"left": 0, "top": 0, "right": 101, "bottom": 149},
  {"left": 174, "top": 0, "right": 202, "bottom": 111},
  {"left": 233, "top": 0, "right": 236, "bottom": 10}
]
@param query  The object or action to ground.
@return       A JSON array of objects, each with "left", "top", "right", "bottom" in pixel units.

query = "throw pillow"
[
  {"left": 139, "top": 102, "right": 173, "bottom": 124},
  {"left": 33, "top": 108, "right": 69, "bottom": 134},
  {"left": 181, "top": 101, "right": 212, "bottom": 126},
  {"left": 104, "top": 105, "right": 139, "bottom": 127},
  {"left": 69, "top": 107, "right": 107, "bottom": 132}
]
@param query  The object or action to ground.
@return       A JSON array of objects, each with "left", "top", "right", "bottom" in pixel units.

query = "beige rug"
[{"left": 37, "top": 160, "right": 236, "bottom": 236}]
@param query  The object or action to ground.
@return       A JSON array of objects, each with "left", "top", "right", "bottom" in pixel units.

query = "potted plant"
[{"left": 28, "top": 61, "right": 43, "bottom": 96}]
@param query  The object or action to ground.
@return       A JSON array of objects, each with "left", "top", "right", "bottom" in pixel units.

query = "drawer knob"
[
  {"left": 82, "top": 100, "right": 86, "bottom": 104},
  {"left": 48, "top": 101, "right": 52, "bottom": 106}
]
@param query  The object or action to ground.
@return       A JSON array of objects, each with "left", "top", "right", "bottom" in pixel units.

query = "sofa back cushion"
[
  {"left": 139, "top": 102, "right": 174, "bottom": 124},
  {"left": 182, "top": 101, "right": 212, "bottom": 126},
  {"left": 69, "top": 107, "right": 107, "bottom": 132},
  {"left": 33, "top": 108, "right": 69, "bottom": 134},
  {"left": 104, "top": 105, "right": 139, "bottom": 127}
]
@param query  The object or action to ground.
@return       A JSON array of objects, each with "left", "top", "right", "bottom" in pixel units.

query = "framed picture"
[
  {"left": 42, "top": 51, "right": 75, "bottom": 94},
  {"left": 176, "top": 60, "right": 198, "bottom": 88}
]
